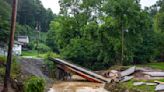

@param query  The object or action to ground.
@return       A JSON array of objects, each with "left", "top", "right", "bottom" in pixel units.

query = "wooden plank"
[
  {"left": 143, "top": 72, "right": 164, "bottom": 77},
  {"left": 120, "top": 66, "right": 136, "bottom": 77},
  {"left": 155, "top": 84, "right": 164, "bottom": 91}
]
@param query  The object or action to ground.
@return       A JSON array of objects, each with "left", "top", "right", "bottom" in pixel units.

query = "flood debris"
[
  {"left": 133, "top": 82, "right": 145, "bottom": 86},
  {"left": 102, "top": 66, "right": 164, "bottom": 92},
  {"left": 143, "top": 72, "right": 164, "bottom": 77},
  {"left": 133, "top": 82, "right": 157, "bottom": 86},
  {"left": 120, "top": 66, "right": 136, "bottom": 77},
  {"left": 155, "top": 81, "right": 164, "bottom": 85},
  {"left": 145, "top": 83, "right": 157, "bottom": 86},
  {"left": 121, "top": 76, "right": 133, "bottom": 82},
  {"left": 155, "top": 84, "right": 164, "bottom": 91},
  {"left": 103, "top": 70, "right": 120, "bottom": 82}
]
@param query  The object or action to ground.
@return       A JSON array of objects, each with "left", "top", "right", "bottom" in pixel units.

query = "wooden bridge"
[{"left": 49, "top": 58, "right": 111, "bottom": 83}]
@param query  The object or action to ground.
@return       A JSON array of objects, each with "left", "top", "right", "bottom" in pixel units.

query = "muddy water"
[{"left": 49, "top": 82, "right": 109, "bottom": 92}]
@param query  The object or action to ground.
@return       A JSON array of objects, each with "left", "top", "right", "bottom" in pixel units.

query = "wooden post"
[{"left": 2, "top": 0, "right": 18, "bottom": 92}]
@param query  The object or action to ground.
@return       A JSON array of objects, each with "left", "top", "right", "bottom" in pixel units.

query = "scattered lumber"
[
  {"left": 155, "top": 84, "right": 164, "bottom": 91},
  {"left": 133, "top": 82, "right": 157, "bottom": 86},
  {"left": 143, "top": 72, "right": 164, "bottom": 77},
  {"left": 145, "top": 83, "right": 157, "bottom": 86},
  {"left": 154, "top": 81, "right": 164, "bottom": 85},
  {"left": 133, "top": 82, "right": 145, "bottom": 86},
  {"left": 121, "top": 76, "right": 133, "bottom": 82},
  {"left": 120, "top": 66, "right": 136, "bottom": 77}
]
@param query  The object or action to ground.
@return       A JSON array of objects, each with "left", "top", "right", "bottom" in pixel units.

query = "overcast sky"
[{"left": 40, "top": 0, "right": 158, "bottom": 14}]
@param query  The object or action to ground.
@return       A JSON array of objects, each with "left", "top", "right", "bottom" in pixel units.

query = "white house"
[
  {"left": 17, "top": 36, "right": 29, "bottom": 45},
  {"left": 0, "top": 41, "right": 23, "bottom": 56},
  {"left": 13, "top": 41, "right": 23, "bottom": 56},
  {"left": 0, "top": 36, "right": 29, "bottom": 56}
]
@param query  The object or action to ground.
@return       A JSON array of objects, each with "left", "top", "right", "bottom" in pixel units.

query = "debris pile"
[{"left": 102, "top": 66, "right": 164, "bottom": 91}]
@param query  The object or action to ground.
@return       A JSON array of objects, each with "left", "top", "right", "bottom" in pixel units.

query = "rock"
[
  {"left": 155, "top": 84, "right": 164, "bottom": 91},
  {"left": 133, "top": 82, "right": 145, "bottom": 86}
]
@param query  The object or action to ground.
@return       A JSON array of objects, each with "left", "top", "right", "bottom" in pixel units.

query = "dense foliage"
[
  {"left": 0, "top": 0, "right": 163, "bottom": 70},
  {"left": 0, "top": 0, "right": 54, "bottom": 52},
  {"left": 24, "top": 76, "right": 45, "bottom": 92},
  {"left": 47, "top": 0, "right": 164, "bottom": 70},
  {"left": 0, "top": 0, "right": 11, "bottom": 44},
  {"left": 0, "top": 56, "right": 21, "bottom": 78}
]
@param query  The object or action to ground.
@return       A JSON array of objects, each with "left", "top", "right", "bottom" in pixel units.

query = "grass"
[
  {"left": 146, "top": 62, "right": 164, "bottom": 70},
  {"left": 136, "top": 62, "right": 164, "bottom": 70},
  {"left": 120, "top": 80, "right": 155, "bottom": 92},
  {"left": 120, "top": 78, "right": 164, "bottom": 92},
  {"left": 22, "top": 50, "right": 60, "bottom": 59},
  {"left": 22, "top": 50, "right": 38, "bottom": 56},
  {"left": 22, "top": 50, "right": 47, "bottom": 58}
]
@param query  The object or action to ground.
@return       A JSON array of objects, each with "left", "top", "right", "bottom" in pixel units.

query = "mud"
[{"left": 49, "top": 82, "right": 109, "bottom": 92}]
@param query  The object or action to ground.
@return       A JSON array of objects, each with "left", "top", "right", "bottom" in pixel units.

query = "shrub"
[
  {"left": 45, "top": 51, "right": 60, "bottom": 59},
  {"left": 24, "top": 76, "right": 45, "bottom": 92},
  {"left": 37, "top": 43, "right": 51, "bottom": 53},
  {"left": 0, "top": 56, "right": 21, "bottom": 78}
]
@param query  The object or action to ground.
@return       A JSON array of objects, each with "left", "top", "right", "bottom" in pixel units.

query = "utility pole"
[
  {"left": 121, "top": 26, "right": 124, "bottom": 65},
  {"left": 121, "top": 16, "right": 124, "bottom": 65},
  {"left": 35, "top": 22, "right": 40, "bottom": 56},
  {"left": 2, "top": 0, "right": 18, "bottom": 92}
]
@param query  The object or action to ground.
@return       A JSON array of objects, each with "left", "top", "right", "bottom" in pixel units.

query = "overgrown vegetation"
[
  {"left": 22, "top": 50, "right": 60, "bottom": 59},
  {"left": 0, "top": 56, "right": 21, "bottom": 79},
  {"left": 46, "top": 0, "right": 164, "bottom": 70},
  {"left": 24, "top": 76, "right": 45, "bottom": 92}
]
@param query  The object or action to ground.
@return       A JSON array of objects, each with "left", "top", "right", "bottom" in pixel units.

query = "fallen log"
[
  {"left": 120, "top": 66, "right": 136, "bottom": 77},
  {"left": 155, "top": 84, "right": 164, "bottom": 91},
  {"left": 143, "top": 72, "right": 164, "bottom": 77}
]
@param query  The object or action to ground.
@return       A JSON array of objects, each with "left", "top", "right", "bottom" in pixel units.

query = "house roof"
[
  {"left": 17, "top": 36, "right": 29, "bottom": 39},
  {"left": 14, "top": 41, "right": 23, "bottom": 45}
]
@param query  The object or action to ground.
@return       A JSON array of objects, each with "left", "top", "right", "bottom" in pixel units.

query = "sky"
[{"left": 40, "top": 0, "right": 158, "bottom": 14}]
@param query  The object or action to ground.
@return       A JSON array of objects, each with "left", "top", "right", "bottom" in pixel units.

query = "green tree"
[
  {"left": 49, "top": 0, "right": 159, "bottom": 69},
  {"left": 0, "top": 0, "right": 11, "bottom": 44}
]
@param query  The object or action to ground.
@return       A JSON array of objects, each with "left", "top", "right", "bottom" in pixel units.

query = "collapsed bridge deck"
[{"left": 49, "top": 58, "right": 111, "bottom": 83}]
